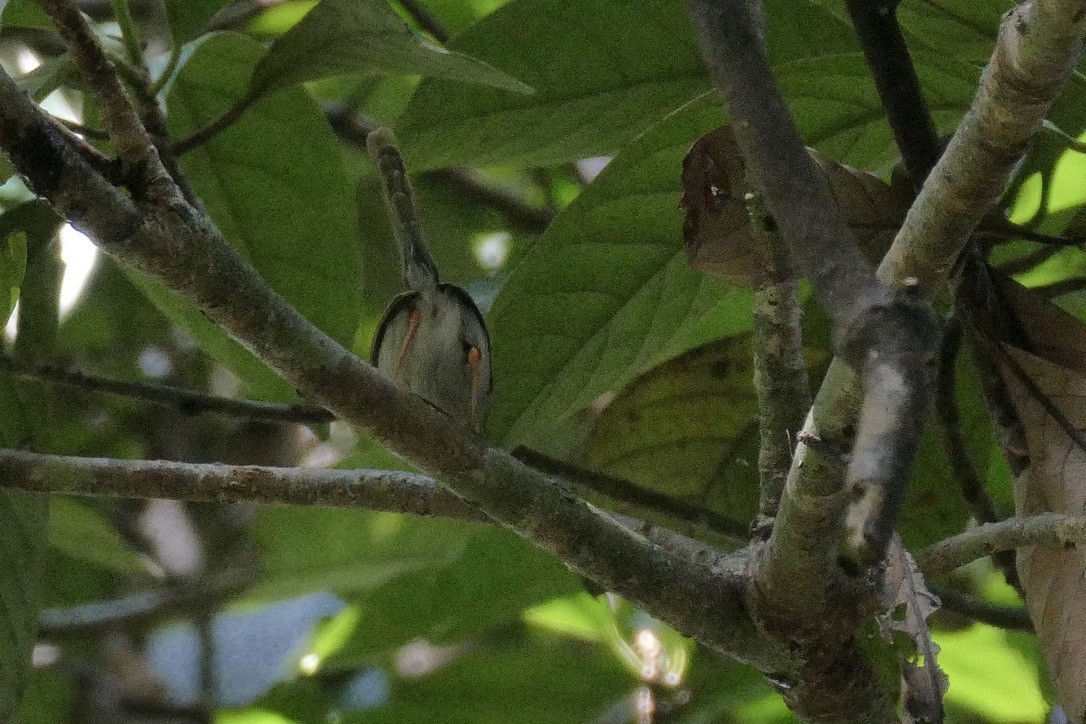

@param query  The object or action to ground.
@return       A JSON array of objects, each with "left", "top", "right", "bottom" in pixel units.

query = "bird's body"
[{"left": 367, "top": 128, "right": 492, "bottom": 431}]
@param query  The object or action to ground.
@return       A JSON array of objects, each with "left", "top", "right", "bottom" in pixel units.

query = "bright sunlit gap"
[
  {"left": 298, "top": 652, "right": 321, "bottom": 675},
  {"left": 6, "top": 224, "right": 99, "bottom": 340}
]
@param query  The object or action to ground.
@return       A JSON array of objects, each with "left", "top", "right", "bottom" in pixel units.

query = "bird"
[{"left": 367, "top": 128, "right": 492, "bottom": 432}]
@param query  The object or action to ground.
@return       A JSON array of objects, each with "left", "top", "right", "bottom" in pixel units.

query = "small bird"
[{"left": 367, "top": 128, "right": 492, "bottom": 431}]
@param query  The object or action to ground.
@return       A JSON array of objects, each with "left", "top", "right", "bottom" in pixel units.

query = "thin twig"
[
  {"left": 745, "top": 191, "right": 809, "bottom": 529},
  {"left": 172, "top": 95, "right": 256, "bottom": 156},
  {"left": 843, "top": 0, "right": 941, "bottom": 186},
  {"left": 39, "top": 566, "right": 256, "bottom": 633},
  {"left": 397, "top": 0, "right": 449, "bottom": 43},
  {"left": 936, "top": 315, "right": 1021, "bottom": 589},
  {"left": 37, "top": 0, "right": 175, "bottom": 199},
  {"left": 511, "top": 447, "right": 749, "bottom": 542},
  {"left": 0, "top": 356, "right": 334, "bottom": 423},
  {"left": 929, "top": 584, "right": 1032, "bottom": 631},
  {"left": 918, "top": 512, "right": 1086, "bottom": 576},
  {"left": 324, "top": 103, "right": 554, "bottom": 234}
]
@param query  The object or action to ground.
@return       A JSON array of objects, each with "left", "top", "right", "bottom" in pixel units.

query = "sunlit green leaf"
[{"left": 937, "top": 625, "right": 1047, "bottom": 722}]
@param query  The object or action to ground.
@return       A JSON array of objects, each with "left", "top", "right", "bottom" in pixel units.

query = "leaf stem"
[{"left": 110, "top": 0, "right": 144, "bottom": 68}]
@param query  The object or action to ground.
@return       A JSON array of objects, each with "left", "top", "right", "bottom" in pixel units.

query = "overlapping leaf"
[
  {"left": 397, "top": 0, "right": 858, "bottom": 170},
  {"left": 160, "top": 33, "right": 360, "bottom": 398},
  {"left": 576, "top": 337, "right": 761, "bottom": 518},
  {"left": 681, "top": 124, "right": 912, "bottom": 286},
  {"left": 249, "top": 0, "right": 531, "bottom": 101}
]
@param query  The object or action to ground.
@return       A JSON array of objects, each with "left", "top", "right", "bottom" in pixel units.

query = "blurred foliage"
[{"left": 0, "top": 0, "right": 1082, "bottom": 719}]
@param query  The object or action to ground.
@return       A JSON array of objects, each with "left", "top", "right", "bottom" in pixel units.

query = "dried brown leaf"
[
  {"left": 997, "top": 346, "right": 1086, "bottom": 722},
  {"left": 878, "top": 536, "right": 948, "bottom": 724},
  {"left": 971, "top": 274, "right": 1086, "bottom": 720},
  {"left": 680, "top": 125, "right": 912, "bottom": 286}
]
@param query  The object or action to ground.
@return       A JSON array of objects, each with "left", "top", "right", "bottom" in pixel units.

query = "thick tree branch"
[
  {"left": 0, "top": 68, "right": 786, "bottom": 674},
  {"left": 684, "top": 1, "right": 929, "bottom": 718},
  {"left": 877, "top": 0, "right": 1086, "bottom": 293},
  {"left": 918, "top": 512, "right": 1086, "bottom": 576},
  {"left": 0, "top": 356, "right": 335, "bottom": 424}
]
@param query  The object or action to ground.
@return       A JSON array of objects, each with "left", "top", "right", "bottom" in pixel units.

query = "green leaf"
[
  {"left": 482, "top": 95, "right": 751, "bottom": 447},
  {"left": 397, "top": 0, "right": 856, "bottom": 170},
  {"left": 46, "top": 498, "right": 148, "bottom": 576},
  {"left": 160, "top": 32, "right": 361, "bottom": 398},
  {"left": 576, "top": 338, "right": 762, "bottom": 518},
  {"left": 482, "top": 50, "right": 980, "bottom": 447},
  {"left": 249, "top": 507, "right": 474, "bottom": 601},
  {"left": 248, "top": 0, "right": 531, "bottom": 101},
  {"left": 323, "top": 529, "right": 579, "bottom": 666},
  {"left": 0, "top": 0, "right": 52, "bottom": 30},
  {"left": 342, "top": 629, "right": 633, "bottom": 723},
  {"left": 0, "top": 209, "right": 29, "bottom": 324},
  {"left": 0, "top": 488, "right": 46, "bottom": 719},
  {"left": 162, "top": 0, "right": 232, "bottom": 43}
]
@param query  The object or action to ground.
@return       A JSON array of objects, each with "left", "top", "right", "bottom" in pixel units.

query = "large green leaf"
[
  {"left": 249, "top": 0, "right": 531, "bottom": 100},
  {"left": 160, "top": 32, "right": 361, "bottom": 398},
  {"left": 482, "top": 50, "right": 980, "bottom": 447},
  {"left": 483, "top": 95, "right": 750, "bottom": 447},
  {"left": 397, "top": 0, "right": 857, "bottom": 170},
  {"left": 576, "top": 338, "right": 762, "bottom": 519}
]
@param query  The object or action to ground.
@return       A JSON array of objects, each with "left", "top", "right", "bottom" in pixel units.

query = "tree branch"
[
  {"left": 0, "top": 65, "right": 787, "bottom": 674},
  {"left": 918, "top": 512, "right": 1086, "bottom": 576},
  {"left": 745, "top": 192, "right": 809, "bottom": 529},
  {"left": 35, "top": 0, "right": 174, "bottom": 199},
  {"left": 511, "top": 446, "right": 749, "bottom": 542},
  {"left": 929, "top": 584, "right": 1032, "bottom": 631},
  {"left": 0, "top": 356, "right": 334, "bottom": 424},
  {"left": 843, "top": 0, "right": 942, "bottom": 185},
  {"left": 0, "top": 448, "right": 487, "bottom": 520},
  {"left": 877, "top": 0, "right": 1086, "bottom": 293}
]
